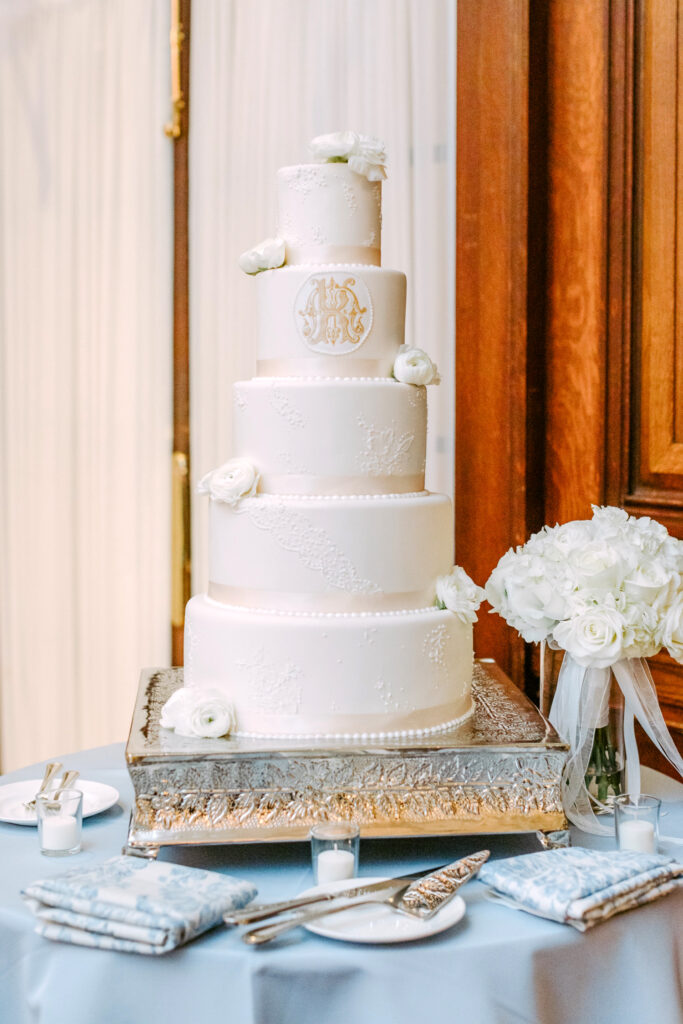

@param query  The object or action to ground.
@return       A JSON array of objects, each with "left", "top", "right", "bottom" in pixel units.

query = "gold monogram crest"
[{"left": 295, "top": 274, "right": 373, "bottom": 354}]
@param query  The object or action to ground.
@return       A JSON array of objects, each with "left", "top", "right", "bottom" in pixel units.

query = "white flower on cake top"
[
  {"left": 238, "top": 237, "right": 286, "bottom": 275},
  {"left": 160, "top": 688, "right": 236, "bottom": 739},
  {"left": 309, "top": 131, "right": 387, "bottom": 181},
  {"left": 198, "top": 458, "right": 260, "bottom": 505},
  {"left": 393, "top": 346, "right": 441, "bottom": 386}
]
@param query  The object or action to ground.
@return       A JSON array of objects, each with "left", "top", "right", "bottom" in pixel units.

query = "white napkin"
[
  {"left": 22, "top": 855, "right": 257, "bottom": 954},
  {"left": 479, "top": 847, "right": 683, "bottom": 931}
]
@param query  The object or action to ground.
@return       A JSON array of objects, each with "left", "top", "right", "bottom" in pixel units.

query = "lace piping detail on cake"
[
  {"left": 423, "top": 625, "right": 449, "bottom": 669},
  {"left": 269, "top": 386, "right": 306, "bottom": 428},
  {"left": 357, "top": 416, "right": 415, "bottom": 475},
  {"left": 244, "top": 501, "right": 381, "bottom": 595},
  {"left": 235, "top": 649, "right": 303, "bottom": 716}
]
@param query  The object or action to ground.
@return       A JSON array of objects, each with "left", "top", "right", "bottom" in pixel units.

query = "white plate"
[
  {"left": 299, "top": 876, "right": 467, "bottom": 944},
  {"left": 0, "top": 779, "right": 120, "bottom": 825}
]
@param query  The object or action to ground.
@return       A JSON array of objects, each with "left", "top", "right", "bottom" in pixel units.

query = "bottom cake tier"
[{"left": 184, "top": 595, "right": 474, "bottom": 739}]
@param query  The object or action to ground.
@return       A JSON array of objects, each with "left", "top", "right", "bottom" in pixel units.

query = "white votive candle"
[
  {"left": 316, "top": 848, "right": 356, "bottom": 884},
  {"left": 618, "top": 819, "right": 656, "bottom": 854},
  {"left": 41, "top": 815, "right": 80, "bottom": 852}
]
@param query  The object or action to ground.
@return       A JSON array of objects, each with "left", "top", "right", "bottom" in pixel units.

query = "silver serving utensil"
[
  {"left": 23, "top": 761, "right": 62, "bottom": 811},
  {"left": 41, "top": 770, "right": 80, "bottom": 809},
  {"left": 241, "top": 851, "right": 490, "bottom": 945},
  {"left": 395, "top": 849, "right": 490, "bottom": 919},
  {"left": 224, "top": 865, "right": 450, "bottom": 927}
]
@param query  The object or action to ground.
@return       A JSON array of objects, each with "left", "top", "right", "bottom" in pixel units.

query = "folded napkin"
[
  {"left": 22, "top": 855, "right": 257, "bottom": 954},
  {"left": 479, "top": 847, "right": 683, "bottom": 931}
]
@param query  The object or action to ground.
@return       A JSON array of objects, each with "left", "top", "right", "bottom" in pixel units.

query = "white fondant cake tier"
[
  {"left": 277, "top": 163, "right": 381, "bottom": 265},
  {"left": 233, "top": 378, "right": 426, "bottom": 494},
  {"left": 207, "top": 492, "right": 452, "bottom": 612},
  {"left": 256, "top": 265, "right": 406, "bottom": 377},
  {"left": 184, "top": 595, "right": 474, "bottom": 738}
]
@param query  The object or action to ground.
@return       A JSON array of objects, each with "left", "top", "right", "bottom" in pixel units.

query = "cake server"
[
  {"left": 223, "top": 865, "right": 449, "bottom": 926},
  {"left": 240, "top": 851, "right": 490, "bottom": 945},
  {"left": 23, "top": 762, "right": 62, "bottom": 811}
]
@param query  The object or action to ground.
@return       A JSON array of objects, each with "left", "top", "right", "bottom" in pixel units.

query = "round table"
[{"left": 1, "top": 744, "right": 682, "bottom": 1024}]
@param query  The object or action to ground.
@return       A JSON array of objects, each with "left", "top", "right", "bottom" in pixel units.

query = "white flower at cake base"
[
  {"left": 197, "top": 458, "right": 259, "bottom": 505},
  {"left": 309, "top": 131, "right": 388, "bottom": 181},
  {"left": 485, "top": 504, "right": 683, "bottom": 836},
  {"left": 435, "top": 566, "right": 485, "bottom": 624},
  {"left": 392, "top": 346, "right": 441, "bottom": 386},
  {"left": 238, "top": 236, "right": 286, "bottom": 275},
  {"left": 161, "top": 688, "right": 236, "bottom": 739}
]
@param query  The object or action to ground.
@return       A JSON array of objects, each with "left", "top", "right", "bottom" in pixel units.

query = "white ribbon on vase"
[{"left": 547, "top": 651, "right": 683, "bottom": 836}]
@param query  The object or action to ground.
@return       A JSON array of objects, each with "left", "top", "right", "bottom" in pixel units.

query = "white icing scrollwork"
[
  {"left": 245, "top": 500, "right": 381, "bottom": 595},
  {"left": 357, "top": 416, "right": 414, "bottom": 476}
]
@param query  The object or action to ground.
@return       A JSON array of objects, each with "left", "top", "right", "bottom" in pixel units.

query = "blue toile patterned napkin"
[
  {"left": 479, "top": 847, "right": 683, "bottom": 931},
  {"left": 22, "top": 855, "right": 257, "bottom": 954}
]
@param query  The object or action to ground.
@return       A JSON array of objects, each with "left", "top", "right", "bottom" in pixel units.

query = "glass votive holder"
[
  {"left": 310, "top": 822, "right": 360, "bottom": 885},
  {"left": 614, "top": 794, "right": 661, "bottom": 853},
  {"left": 36, "top": 788, "right": 83, "bottom": 856}
]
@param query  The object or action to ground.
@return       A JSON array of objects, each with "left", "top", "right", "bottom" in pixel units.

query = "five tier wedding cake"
[{"left": 164, "top": 133, "right": 484, "bottom": 741}]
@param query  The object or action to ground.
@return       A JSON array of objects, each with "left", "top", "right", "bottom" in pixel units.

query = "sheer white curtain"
[
  {"left": 0, "top": 0, "right": 173, "bottom": 770},
  {"left": 190, "top": 0, "right": 456, "bottom": 593}
]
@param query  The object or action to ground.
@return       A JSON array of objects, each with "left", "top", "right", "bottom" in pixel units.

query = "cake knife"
[
  {"left": 239, "top": 851, "right": 490, "bottom": 944},
  {"left": 223, "top": 865, "right": 449, "bottom": 927}
]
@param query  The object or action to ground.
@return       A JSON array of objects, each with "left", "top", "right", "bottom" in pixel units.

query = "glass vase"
[
  {"left": 540, "top": 645, "right": 625, "bottom": 811},
  {"left": 583, "top": 672, "right": 625, "bottom": 809}
]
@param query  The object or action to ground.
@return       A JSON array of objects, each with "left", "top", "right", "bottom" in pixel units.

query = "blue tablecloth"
[{"left": 1, "top": 745, "right": 682, "bottom": 1024}]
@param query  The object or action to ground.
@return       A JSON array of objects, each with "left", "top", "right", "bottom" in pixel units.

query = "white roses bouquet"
[
  {"left": 486, "top": 505, "right": 683, "bottom": 666},
  {"left": 486, "top": 505, "right": 683, "bottom": 834},
  {"left": 435, "top": 566, "right": 485, "bottom": 624},
  {"left": 160, "top": 688, "right": 237, "bottom": 739},
  {"left": 392, "top": 346, "right": 441, "bottom": 386},
  {"left": 309, "top": 131, "right": 387, "bottom": 181},
  {"left": 198, "top": 458, "right": 260, "bottom": 505}
]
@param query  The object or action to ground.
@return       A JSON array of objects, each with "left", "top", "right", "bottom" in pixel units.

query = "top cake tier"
[{"left": 277, "top": 164, "right": 381, "bottom": 266}]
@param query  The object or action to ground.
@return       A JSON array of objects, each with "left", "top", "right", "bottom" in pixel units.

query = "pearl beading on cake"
[
  {"left": 234, "top": 701, "right": 474, "bottom": 741},
  {"left": 204, "top": 595, "right": 444, "bottom": 618}
]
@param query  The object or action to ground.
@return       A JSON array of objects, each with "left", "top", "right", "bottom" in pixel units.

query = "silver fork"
[
  {"left": 242, "top": 882, "right": 415, "bottom": 945},
  {"left": 23, "top": 762, "right": 62, "bottom": 811}
]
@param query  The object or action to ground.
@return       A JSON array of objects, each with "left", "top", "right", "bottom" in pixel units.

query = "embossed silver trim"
[{"left": 125, "top": 662, "right": 569, "bottom": 849}]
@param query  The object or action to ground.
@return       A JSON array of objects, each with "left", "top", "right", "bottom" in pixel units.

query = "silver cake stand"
[{"left": 124, "top": 660, "right": 570, "bottom": 856}]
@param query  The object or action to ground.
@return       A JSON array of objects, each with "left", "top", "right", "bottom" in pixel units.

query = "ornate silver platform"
[{"left": 124, "top": 661, "right": 569, "bottom": 855}]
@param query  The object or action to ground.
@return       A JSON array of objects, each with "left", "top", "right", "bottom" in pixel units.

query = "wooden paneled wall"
[{"left": 456, "top": 0, "right": 683, "bottom": 761}]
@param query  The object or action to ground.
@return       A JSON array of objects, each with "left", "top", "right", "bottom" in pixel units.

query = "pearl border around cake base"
[{"left": 123, "top": 661, "right": 569, "bottom": 856}]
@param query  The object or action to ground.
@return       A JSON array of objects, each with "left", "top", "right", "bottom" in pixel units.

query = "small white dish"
[
  {"left": 298, "top": 876, "right": 467, "bottom": 944},
  {"left": 0, "top": 779, "right": 120, "bottom": 826}
]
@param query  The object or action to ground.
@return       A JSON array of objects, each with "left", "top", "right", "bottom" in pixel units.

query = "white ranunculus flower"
[
  {"left": 238, "top": 237, "right": 286, "bottom": 275},
  {"left": 392, "top": 346, "right": 440, "bottom": 386},
  {"left": 435, "top": 566, "right": 485, "bottom": 624},
  {"left": 197, "top": 458, "right": 259, "bottom": 505},
  {"left": 309, "top": 131, "right": 388, "bottom": 181},
  {"left": 159, "top": 688, "right": 195, "bottom": 732},
  {"left": 347, "top": 154, "right": 387, "bottom": 182},
  {"left": 309, "top": 130, "right": 360, "bottom": 160},
  {"left": 161, "top": 688, "right": 236, "bottom": 738},
  {"left": 188, "top": 691, "right": 237, "bottom": 739},
  {"left": 552, "top": 605, "right": 626, "bottom": 668},
  {"left": 662, "top": 595, "right": 683, "bottom": 662}
]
